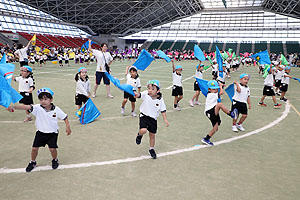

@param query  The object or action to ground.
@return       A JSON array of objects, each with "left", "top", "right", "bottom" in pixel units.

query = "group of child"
[{"left": 7, "top": 55, "right": 294, "bottom": 172}]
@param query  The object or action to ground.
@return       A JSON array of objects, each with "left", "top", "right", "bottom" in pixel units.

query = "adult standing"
[
  {"left": 14, "top": 40, "right": 32, "bottom": 67},
  {"left": 88, "top": 39, "right": 113, "bottom": 98}
]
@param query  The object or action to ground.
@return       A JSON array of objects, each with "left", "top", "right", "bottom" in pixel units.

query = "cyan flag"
[
  {"left": 105, "top": 72, "right": 135, "bottom": 96},
  {"left": 250, "top": 50, "right": 271, "bottom": 65},
  {"left": 0, "top": 63, "right": 23, "bottom": 108},
  {"left": 81, "top": 41, "right": 95, "bottom": 53},
  {"left": 225, "top": 83, "right": 235, "bottom": 102},
  {"left": 133, "top": 49, "right": 154, "bottom": 71},
  {"left": 156, "top": 50, "right": 171, "bottom": 63},
  {"left": 194, "top": 45, "right": 206, "bottom": 61},
  {"left": 293, "top": 77, "right": 300, "bottom": 83},
  {"left": 216, "top": 46, "right": 223, "bottom": 78},
  {"left": 195, "top": 78, "right": 209, "bottom": 97},
  {"left": 76, "top": 98, "right": 101, "bottom": 125}
]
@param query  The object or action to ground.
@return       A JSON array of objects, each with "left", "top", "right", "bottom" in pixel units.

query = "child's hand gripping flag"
[
  {"left": 76, "top": 99, "right": 101, "bottom": 125},
  {"left": 156, "top": 50, "right": 171, "bottom": 63},
  {"left": 0, "top": 60, "right": 23, "bottom": 108},
  {"left": 133, "top": 49, "right": 155, "bottom": 71},
  {"left": 250, "top": 50, "right": 271, "bottom": 65},
  {"left": 194, "top": 45, "right": 206, "bottom": 61},
  {"left": 105, "top": 72, "right": 135, "bottom": 96}
]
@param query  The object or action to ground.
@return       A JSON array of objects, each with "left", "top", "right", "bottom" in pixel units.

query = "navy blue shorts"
[{"left": 95, "top": 71, "right": 110, "bottom": 85}]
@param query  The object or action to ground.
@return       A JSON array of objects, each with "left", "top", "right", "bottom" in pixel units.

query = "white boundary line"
[{"left": 0, "top": 103, "right": 290, "bottom": 174}]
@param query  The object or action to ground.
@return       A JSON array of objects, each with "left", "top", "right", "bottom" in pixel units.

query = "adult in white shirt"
[
  {"left": 14, "top": 40, "right": 32, "bottom": 67},
  {"left": 88, "top": 39, "right": 113, "bottom": 98}
]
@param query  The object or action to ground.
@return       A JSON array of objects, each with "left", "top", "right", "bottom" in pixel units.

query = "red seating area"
[{"left": 0, "top": 30, "right": 101, "bottom": 49}]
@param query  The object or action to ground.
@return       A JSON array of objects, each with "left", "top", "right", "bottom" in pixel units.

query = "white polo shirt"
[
  {"left": 205, "top": 92, "right": 219, "bottom": 112},
  {"left": 172, "top": 72, "right": 182, "bottom": 86},
  {"left": 92, "top": 49, "right": 113, "bottom": 72},
  {"left": 15, "top": 47, "right": 28, "bottom": 62},
  {"left": 76, "top": 78, "right": 91, "bottom": 96},
  {"left": 212, "top": 64, "right": 218, "bottom": 72},
  {"left": 139, "top": 91, "right": 166, "bottom": 120},
  {"left": 282, "top": 72, "right": 290, "bottom": 84},
  {"left": 126, "top": 74, "right": 141, "bottom": 91},
  {"left": 30, "top": 104, "right": 67, "bottom": 133},
  {"left": 233, "top": 84, "right": 250, "bottom": 103},
  {"left": 264, "top": 73, "right": 274, "bottom": 87},
  {"left": 15, "top": 76, "right": 34, "bottom": 92},
  {"left": 195, "top": 70, "right": 203, "bottom": 79},
  {"left": 275, "top": 70, "right": 284, "bottom": 81}
]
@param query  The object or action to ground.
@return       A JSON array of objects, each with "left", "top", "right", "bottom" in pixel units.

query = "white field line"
[{"left": 0, "top": 103, "right": 290, "bottom": 174}]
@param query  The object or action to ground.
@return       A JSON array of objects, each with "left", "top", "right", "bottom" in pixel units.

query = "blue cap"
[
  {"left": 240, "top": 73, "right": 249, "bottom": 79},
  {"left": 37, "top": 87, "right": 54, "bottom": 96},
  {"left": 147, "top": 80, "right": 160, "bottom": 89},
  {"left": 21, "top": 65, "right": 32, "bottom": 72},
  {"left": 78, "top": 67, "right": 87, "bottom": 72},
  {"left": 207, "top": 80, "right": 220, "bottom": 89},
  {"left": 196, "top": 64, "right": 204, "bottom": 69},
  {"left": 285, "top": 66, "right": 291, "bottom": 70},
  {"left": 223, "top": 63, "right": 226, "bottom": 67},
  {"left": 175, "top": 65, "right": 183, "bottom": 70}
]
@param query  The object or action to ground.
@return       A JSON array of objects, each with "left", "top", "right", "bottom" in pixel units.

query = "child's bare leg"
[
  {"left": 93, "top": 84, "right": 98, "bottom": 96},
  {"left": 260, "top": 95, "right": 266, "bottom": 103},
  {"left": 149, "top": 132, "right": 155, "bottom": 148},
  {"left": 272, "top": 96, "right": 278, "bottom": 104},
  {"left": 215, "top": 103, "right": 230, "bottom": 115},
  {"left": 192, "top": 91, "right": 200, "bottom": 101},
  {"left": 49, "top": 148, "right": 57, "bottom": 160},
  {"left": 121, "top": 98, "right": 127, "bottom": 108},
  {"left": 208, "top": 123, "right": 219, "bottom": 137},
  {"left": 31, "top": 147, "right": 39, "bottom": 161},
  {"left": 280, "top": 91, "right": 286, "bottom": 99},
  {"left": 178, "top": 95, "right": 183, "bottom": 102},
  {"left": 131, "top": 101, "right": 135, "bottom": 112},
  {"left": 174, "top": 96, "right": 179, "bottom": 105},
  {"left": 238, "top": 114, "right": 247, "bottom": 124},
  {"left": 138, "top": 128, "right": 147, "bottom": 136}
]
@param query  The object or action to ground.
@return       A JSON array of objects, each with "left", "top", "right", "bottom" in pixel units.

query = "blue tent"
[{"left": 76, "top": 99, "right": 101, "bottom": 125}]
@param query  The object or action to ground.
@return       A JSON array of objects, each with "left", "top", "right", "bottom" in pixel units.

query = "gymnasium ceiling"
[{"left": 16, "top": 0, "right": 300, "bottom": 36}]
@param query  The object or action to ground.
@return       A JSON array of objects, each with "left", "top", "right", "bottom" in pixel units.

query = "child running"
[
  {"left": 258, "top": 67, "right": 282, "bottom": 108},
  {"left": 13, "top": 65, "right": 35, "bottom": 122},
  {"left": 280, "top": 66, "right": 293, "bottom": 102},
  {"left": 274, "top": 65, "right": 284, "bottom": 96},
  {"left": 202, "top": 80, "right": 238, "bottom": 146},
  {"left": 231, "top": 74, "right": 252, "bottom": 132},
  {"left": 189, "top": 62, "right": 204, "bottom": 107},
  {"left": 121, "top": 66, "right": 141, "bottom": 117},
  {"left": 7, "top": 88, "right": 71, "bottom": 172},
  {"left": 135, "top": 80, "right": 169, "bottom": 159},
  {"left": 171, "top": 59, "right": 183, "bottom": 111},
  {"left": 75, "top": 67, "right": 91, "bottom": 110}
]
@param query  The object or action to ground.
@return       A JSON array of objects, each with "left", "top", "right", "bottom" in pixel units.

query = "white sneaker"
[
  {"left": 131, "top": 111, "right": 137, "bottom": 117},
  {"left": 236, "top": 124, "right": 245, "bottom": 131},
  {"left": 121, "top": 108, "right": 125, "bottom": 115},
  {"left": 107, "top": 94, "right": 114, "bottom": 98},
  {"left": 173, "top": 106, "right": 181, "bottom": 111},
  {"left": 189, "top": 100, "right": 194, "bottom": 107},
  {"left": 194, "top": 101, "right": 201, "bottom": 106},
  {"left": 232, "top": 125, "right": 238, "bottom": 132},
  {"left": 92, "top": 93, "right": 96, "bottom": 98}
]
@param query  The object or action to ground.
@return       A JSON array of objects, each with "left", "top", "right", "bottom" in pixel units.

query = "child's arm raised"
[
  {"left": 125, "top": 66, "right": 130, "bottom": 75},
  {"left": 161, "top": 111, "right": 169, "bottom": 127},
  {"left": 234, "top": 81, "right": 241, "bottom": 93},
  {"left": 64, "top": 117, "right": 71, "bottom": 135},
  {"left": 171, "top": 59, "right": 175, "bottom": 73},
  {"left": 219, "top": 83, "right": 224, "bottom": 95}
]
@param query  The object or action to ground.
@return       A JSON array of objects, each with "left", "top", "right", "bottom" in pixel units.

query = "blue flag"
[
  {"left": 156, "top": 50, "right": 171, "bottom": 63},
  {"left": 81, "top": 41, "right": 95, "bottom": 53},
  {"left": 293, "top": 77, "right": 300, "bottom": 83},
  {"left": 216, "top": 46, "right": 223, "bottom": 78},
  {"left": 195, "top": 78, "right": 209, "bottom": 97},
  {"left": 0, "top": 53, "right": 6, "bottom": 64},
  {"left": 194, "top": 45, "right": 205, "bottom": 61},
  {"left": 76, "top": 99, "right": 101, "bottom": 125},
  {"left": 105, "top": 72, "right": 135, "bottom": 96},
  {"left": 133, "top": 49, "right": 155, "bottom": 71},
  {"left": 250, "top": 50, "right": 271, "bottom": 65},
  {"left": 225, "top": 83, "right": 235, "bottom": 102},
  {"left": 0, "top": 63, "right": 23, "bottom": 108}
]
